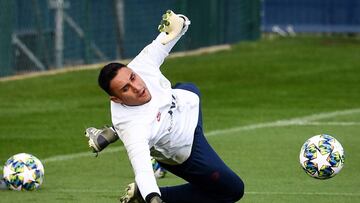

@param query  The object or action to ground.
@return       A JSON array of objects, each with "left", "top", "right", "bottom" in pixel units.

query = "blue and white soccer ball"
[
  {"left": 3, "top": 153, "right": 45, "bottom": 191},
  {"left": 299, "top": 134, "right": 345, "bottom": 179}
]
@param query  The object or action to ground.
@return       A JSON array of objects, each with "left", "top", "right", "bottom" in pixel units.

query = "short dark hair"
[{"left": 98, "top": 62, "right": 126, "bottom": 95}]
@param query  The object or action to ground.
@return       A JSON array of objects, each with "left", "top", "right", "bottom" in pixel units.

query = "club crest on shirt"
[{"left": 156, "top": 112, "right": 161, "bottom": 122}]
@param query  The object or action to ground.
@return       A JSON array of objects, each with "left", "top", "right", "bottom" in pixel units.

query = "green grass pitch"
[{"left": 0, "top": 36, "right": 359, "bottom": 202}]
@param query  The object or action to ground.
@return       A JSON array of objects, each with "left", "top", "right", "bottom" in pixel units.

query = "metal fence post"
[
  {"left": 50, "top": 0, "right": 67, "bottom": 69},
  {"left": 55, "top": 0, "right": 64, "bottom": 69},
  {"left": 114, "top": 0, "right": 125, "bottom": 59}
]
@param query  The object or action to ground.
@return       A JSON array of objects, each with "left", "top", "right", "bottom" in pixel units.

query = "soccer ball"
[
  {"left": 3, "top": 153, "right": 45, "bottom": 191},
  {"left": 299, "top": 134, "right": 345, "bottom": 179},
  {"left": 151, "top": 158, "right": 166, "bottom": 179}
]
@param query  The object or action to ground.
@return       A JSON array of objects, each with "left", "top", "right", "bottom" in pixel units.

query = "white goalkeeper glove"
[{"left": 158, "top": 10, "right": 190, "bottom": 45}]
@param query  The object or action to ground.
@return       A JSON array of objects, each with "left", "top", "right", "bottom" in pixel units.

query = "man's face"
[{"left": 109, "top": 67, "right": 151, "bottom": 106}]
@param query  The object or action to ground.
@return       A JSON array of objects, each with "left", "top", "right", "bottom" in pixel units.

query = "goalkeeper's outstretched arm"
[
  {"left": 128, "top": 10, "right": 190, "bottom": 70},
  {"left": 156, "top": 10, "right": 191, "bottom": 51}
]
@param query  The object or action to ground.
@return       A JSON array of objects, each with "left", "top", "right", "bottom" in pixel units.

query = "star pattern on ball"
[
  {"left": 3, "top": 165, "right": 13, "bottom": 179},
  {"left": 299, "top": 134, "right": 345, "bottom": 179},
  {"left": 19, "top": 167, "right": 36, "bottom": 184},
  {"left": 312, "top": 150, "right": 331, "bottom": 171},
  {"left": 3, "top": 153, "right": 45, "bottom": 191}
]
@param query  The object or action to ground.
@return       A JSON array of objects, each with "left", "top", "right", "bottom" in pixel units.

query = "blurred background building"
[{"left": 0, "top": 0, "right": 359, "bottom": 77}]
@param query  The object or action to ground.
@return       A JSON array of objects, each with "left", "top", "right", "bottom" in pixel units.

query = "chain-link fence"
[{"left": 0, "top": 0, "right": 261, "bottom": 77}]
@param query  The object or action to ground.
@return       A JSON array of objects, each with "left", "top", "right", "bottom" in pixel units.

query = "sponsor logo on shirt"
[{"left": 167, "top": 95, "right": 177, "bottom": 132}]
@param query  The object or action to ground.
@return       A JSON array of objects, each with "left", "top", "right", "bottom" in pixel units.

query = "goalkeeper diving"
[{"left": 85, "top": 10, "right": 244, "bottom": 203}]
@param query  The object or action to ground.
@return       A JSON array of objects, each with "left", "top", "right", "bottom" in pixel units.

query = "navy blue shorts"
[{"left": 159, "top": 83, "right": 244, "bottom": 203}]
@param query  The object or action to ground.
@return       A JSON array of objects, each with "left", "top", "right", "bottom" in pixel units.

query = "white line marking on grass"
[
  {"left": 42, "top": 146, "right": 125, "bottom": 164},
  {"left": 206, "top": 108, "right": 360, "bottom": 136},
  {"left": 246, "top": 191, "right": 360, "bottom": 197},
  {"left": 1, "top": 108, "right": 359, "bottom": 171},
  {"left": 293, "top": 121, "right": 360, "bottom": 126},
  {"left": 50, "top": 189, "right": 117, "bottom": 193}
]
